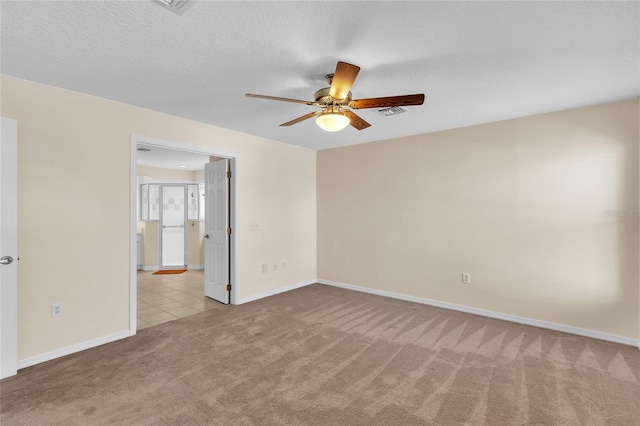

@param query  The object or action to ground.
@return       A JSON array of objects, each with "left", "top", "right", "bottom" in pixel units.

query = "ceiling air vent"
[
  {"left": 151, "top": 0, "right": 195, "bottom": 15},
  {"left": 137, "top": 148, "right": 151, "bottom": 152},
  {"left": 375, "top": 106, "right": 408, "bottom": 117}
]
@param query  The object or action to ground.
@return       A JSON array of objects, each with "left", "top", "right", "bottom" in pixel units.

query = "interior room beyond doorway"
[{"left": 134, "top": 140, "right": 231, "bottom": 329}]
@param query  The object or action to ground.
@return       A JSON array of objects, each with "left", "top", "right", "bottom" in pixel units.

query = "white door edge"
[{"left": 1, "top": 117, "right": 18, "bottom": 379}]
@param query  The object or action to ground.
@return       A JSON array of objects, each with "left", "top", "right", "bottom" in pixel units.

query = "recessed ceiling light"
[{"left": 178, "top": 164, "right": 188, "bottom": 168}]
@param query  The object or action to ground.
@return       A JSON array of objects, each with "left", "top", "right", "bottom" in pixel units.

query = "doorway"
[{"left": 129, "top": 135, "right": 238, "bottom": 334}]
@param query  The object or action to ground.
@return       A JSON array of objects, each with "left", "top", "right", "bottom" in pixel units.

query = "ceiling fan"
[{"left": 246, "top": 61, "right": 425, "bottom": 132}]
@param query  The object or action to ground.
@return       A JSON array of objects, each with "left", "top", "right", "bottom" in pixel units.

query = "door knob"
[
  {"left": 0, "top": 256, "right": 13, "bottom": 265},
  {"left": 204, "top": 234, "right": 210, "bottom": 239}
]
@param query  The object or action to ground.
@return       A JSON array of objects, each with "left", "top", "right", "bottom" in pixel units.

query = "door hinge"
[
  {"left": 227, "top": 227, "right": 232, "bottom": 235},
  {"left": 226, "top": 284, "right": 231, "bottom": 291},
  {"left": 227, "top": 170, "right": 231, "bottom": 179}
]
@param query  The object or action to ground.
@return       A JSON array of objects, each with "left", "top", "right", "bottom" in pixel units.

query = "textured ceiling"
[{"left": 1, "top": 1, "right": 638, "bottom": 150}]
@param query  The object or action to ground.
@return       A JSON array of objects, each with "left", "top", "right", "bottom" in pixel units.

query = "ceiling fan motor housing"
[{"left": 314, "top": 87, "right": 352, "bottom": 104}]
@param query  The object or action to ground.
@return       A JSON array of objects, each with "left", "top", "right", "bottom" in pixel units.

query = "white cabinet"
[{"left": 137, "top": 233, "right": 143, "bottom": 270}]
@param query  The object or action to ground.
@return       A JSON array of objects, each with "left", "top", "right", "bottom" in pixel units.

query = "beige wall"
[
  {"left": 3, "top": 75, "right": 317, "bottom": 360},
  {"left": 137, "top": 165, "right": 205, "bottom": 268},
  {"left": 137, "top": 165, "right": 201, "bottom": 182},
  {"left": 318, "top": 99, "right": 639, "bottom": 340},
  {"left": 4, "top": 72, "right": 637, "bottom": 364},
  {"left": 187, "top": 221, "right": 205, "bottom": 266},
  {"left": 141, "top": 222, "right": 159, "bottom": 267}
]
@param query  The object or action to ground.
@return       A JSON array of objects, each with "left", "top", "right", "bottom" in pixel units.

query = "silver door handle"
[
  {"left": 0, "top": 256, "right": 13, "bottom": 265},
  {"left": 162, "top": 225, "right": 184, "bottom": 229},
  {"left": 204, "top": 234, "right": 210, "bottom": 239}
]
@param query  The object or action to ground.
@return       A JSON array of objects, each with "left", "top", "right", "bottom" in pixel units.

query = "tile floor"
[{"left": 137, "top": 270, "right": 222, "bottom": 330}]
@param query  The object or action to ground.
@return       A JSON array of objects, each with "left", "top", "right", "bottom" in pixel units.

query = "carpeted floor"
[{"left": 1, "top": 284, "right": 639, "bottom": 425}]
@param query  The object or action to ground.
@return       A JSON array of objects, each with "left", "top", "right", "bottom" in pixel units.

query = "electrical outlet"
[
  {"left": 462, "top": 273, "right": 471, "bottom": 284},
  {"left": 282, "top": 262, "right": 287, "bottom": 270},
  {"left": 273, "top": 262, "right": 278, "bottom": 271},
  {"left": 262, "top": 263, "right": 268, "bottom": 273},
  {"left": 250, "top": 222, "right": 259, "bottom": 231},
  {"left": 52, "top": 303, "right": 63, "bottom": 317}
]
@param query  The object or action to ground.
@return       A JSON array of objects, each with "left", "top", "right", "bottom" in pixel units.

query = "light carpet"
[{"left": 1, "top": 284, "right": 638, "bottom": 425}]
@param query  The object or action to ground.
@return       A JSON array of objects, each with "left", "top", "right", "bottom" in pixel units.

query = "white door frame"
[{"left": 129, "top": 135, "right": 239, "bottom": 335}]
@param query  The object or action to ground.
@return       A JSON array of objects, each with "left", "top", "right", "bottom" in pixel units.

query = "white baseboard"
[
  {"left": 187, "top": 265, "right": 204, "bottom": 270},
  {"left": 142, "top": 266, "right": 157, "bottom": 272},
  {"left": 238, "top": 279, "right": 316, "bottom": 305},
  {"left": 17, "top": 330, "right": 132, "bottom": 370},
  {"left": 15, "top": 280, "right": 637, "bottom": 372},
  {"left": 317, "top": 279, "right": 640, "bottom": 348}
]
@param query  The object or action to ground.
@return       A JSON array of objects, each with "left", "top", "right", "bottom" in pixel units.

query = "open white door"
[
  {"left": 1, "top": 118, "right": 18, "bottom": 379},
  {"left": 204, "top": 159, "right": 230, "bottom": 304}
]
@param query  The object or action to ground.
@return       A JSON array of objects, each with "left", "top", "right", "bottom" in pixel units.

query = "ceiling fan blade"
[
  {"left": 329, "top": 61, "right": 361, "bottom": 100},
  {"left": 343, "top": 110, "right": 371, "bottom": 130},
  {"left": 246, "top": 93, "right": 315, "bottom": 105},
  {"left": 280, "top": 111, "right": 323, "bottom": 126},
  {"left": 349, "top": 94, "right": 425, "bottom": 109}
]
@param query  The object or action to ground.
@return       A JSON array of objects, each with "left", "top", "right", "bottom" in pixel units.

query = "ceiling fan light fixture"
[{"left": 315, "top": 112, "right": 350, "bottom": 132}]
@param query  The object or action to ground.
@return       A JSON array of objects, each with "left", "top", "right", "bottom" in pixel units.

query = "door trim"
[{"left": 129, "top": 135, "right": 239, "bottom": 335}]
